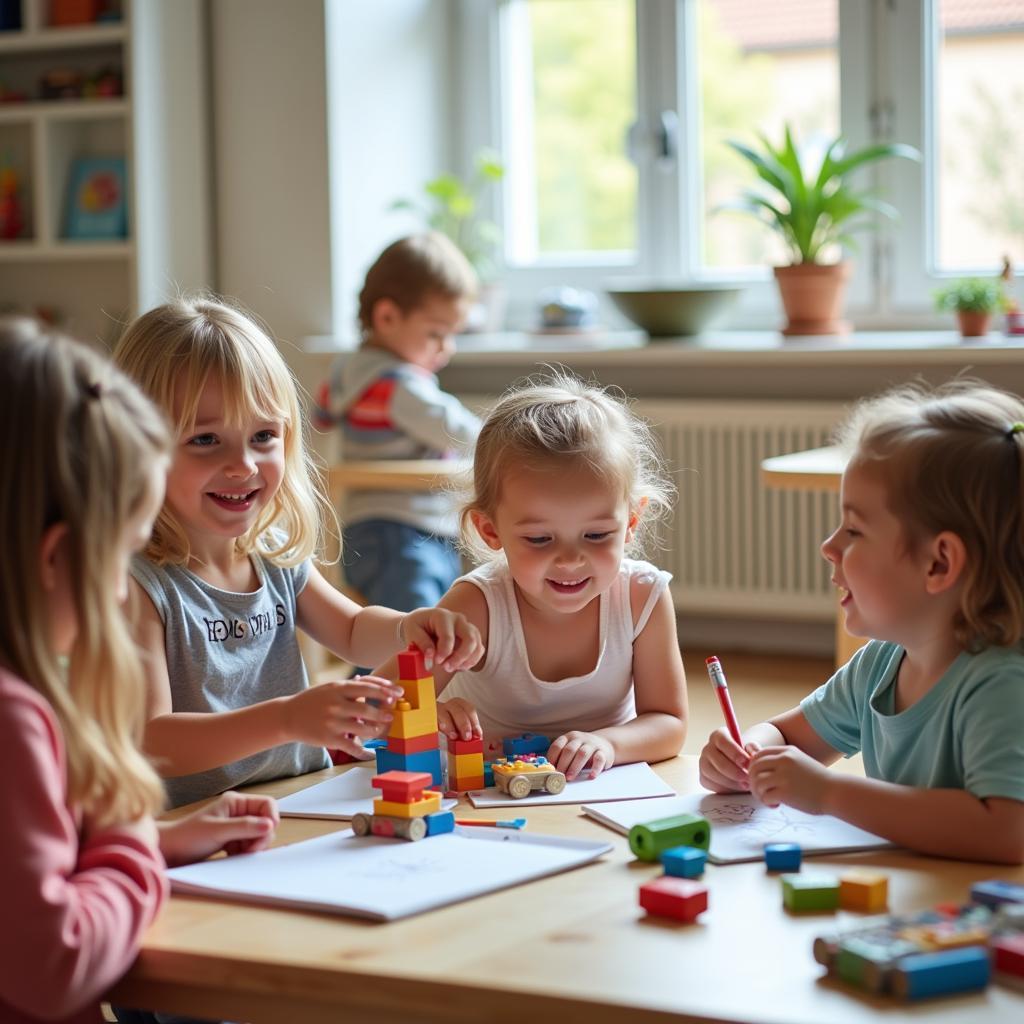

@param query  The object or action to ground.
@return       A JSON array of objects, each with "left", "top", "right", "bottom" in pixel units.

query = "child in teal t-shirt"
[{"left": 700, "top": 382, "right": 1024, "bottom": 863}]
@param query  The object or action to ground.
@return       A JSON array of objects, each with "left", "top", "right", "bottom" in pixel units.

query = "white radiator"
[{"left": 637, "top": 400, "right": 844, "bottom": 621}]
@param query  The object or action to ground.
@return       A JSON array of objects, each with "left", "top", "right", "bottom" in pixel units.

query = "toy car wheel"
[
  {"left": 408, "top": 817, "right": 427, "bottom": 841},
  {"left": 544, "top": 773, "right": 566, "bottom": 795},
  {"left": 508, "top": 775, "right": 531, "bottom": 799},
  {"left": 351, "top": 813, "right": 371, "bottom": 837}
]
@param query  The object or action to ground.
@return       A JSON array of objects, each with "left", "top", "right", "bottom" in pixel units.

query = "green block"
[
  {"left": 782, "top": 873, "right": 840, "bottom": 912},
  {"left": 628, "top": 813, "right": 711, "bottom": 862}
]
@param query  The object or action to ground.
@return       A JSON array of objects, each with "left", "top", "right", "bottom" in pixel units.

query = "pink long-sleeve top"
[{"left": 0, "top": 669, "right": 168, "bottom": 1024}]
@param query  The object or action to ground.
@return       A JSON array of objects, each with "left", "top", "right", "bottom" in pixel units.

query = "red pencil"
[{"left": 705, "top": 655, "right": 743, "bottom": 747}]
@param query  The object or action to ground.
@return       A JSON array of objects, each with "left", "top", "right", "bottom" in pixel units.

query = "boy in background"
[{"left": 316, "top": 232, "right": 481, "bottom": 612}]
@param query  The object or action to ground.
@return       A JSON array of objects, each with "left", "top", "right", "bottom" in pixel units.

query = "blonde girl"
[
  {"left": 0, "top": 322, "right": 278, "bottom": 1022},
  {"left": 114, "top": 297, "right": 482, "bottom": 807},
  {"left": 700, "top": 381, "right": 1024, "bottom": 864},
  {"left": 380, "top": 373, "right": 687, "bottom": 781}
]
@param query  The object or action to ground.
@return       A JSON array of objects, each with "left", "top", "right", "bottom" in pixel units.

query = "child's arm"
[
  {"left": 699, "top": 705, "right": 840, "bottom": 793},
  {"left": 131, "top": 580, "right": 404, "bottom": 773},
  {"left": 390, "top": 372, "right": 481, "bottom": 450},
  {"left": 548, "top": 587, "right": 687, "bottom": 781},
  {"left": 158, "top": 791, "right": 280, "bottom": 866},
  {"left": 296, "top": 566, "right": 484, "bottom": 674},
  {"left": 749, "top": 745, "right": 1024, "bottom": 864}
]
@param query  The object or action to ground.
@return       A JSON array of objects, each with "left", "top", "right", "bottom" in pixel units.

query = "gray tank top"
[{"left": 131, "top": 552, "right": 329, "bottom": 808}]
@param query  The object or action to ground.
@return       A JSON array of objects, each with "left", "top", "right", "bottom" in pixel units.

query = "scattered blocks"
[
  {"left": 764, "top": 843, "right": 802, "bottom": 872},
  {"left": 424, "top": 810, "right": 456, "bottom": 836},
  {"left": 970, "top": 879, "right": 1024, "bottom": 909},
  {"left": 992, "top": 934, "right": 1024, "bottom": 978},
  {"left": 629, "top": 813, "right": 711, "bottom": 862},
  {"left": 839, "top": 870, "right": 889, "bottom": 913},
  {"left": 890, "top": 947, "right": 991, "bottom": 1000},
  {"left": 660, "top": 846, "right": 707, "bottom": 879},
  {"left": 502, "top": 732, "right": 549, "bottom": 758},
  {"left": 782, "top": 873, "right": 840, "bottom": 913},
  {"left": 638, "top": 877, "right": 708, "bottom": 922}
]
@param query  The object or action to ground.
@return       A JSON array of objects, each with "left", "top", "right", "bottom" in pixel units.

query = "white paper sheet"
[
  {"left": 167, "top": 827, "right": 613, "bottom": 921},
  {"left": 581, "top": 791, "right": 892, "bottom": 863},
  {"left": 276, "top": 765, "right": 456, "bottom": 820},
  {"left": 467, "top": 761, "right": 675, "bottom": 808}
]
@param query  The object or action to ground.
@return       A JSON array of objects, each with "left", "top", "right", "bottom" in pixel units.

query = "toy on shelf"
[
  {"left": 491, "top": 754, "right": 566, "bottom": 799},
  {"left": 0, "top": 165, "right": 24, "bottom": 240},
  {"left": 638, "top": 877, "right": 708, "bottom": 923},
  {"left": 628, "top": 813, "right": 710, "bottom": 862},
  {"left": 350, "top": 769, "right": 453, "bottom": 842}
]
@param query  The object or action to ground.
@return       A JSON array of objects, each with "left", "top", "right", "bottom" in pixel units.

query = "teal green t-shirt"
[{"left": 800, "top": 640, "right": 1024, "bottom": 801}]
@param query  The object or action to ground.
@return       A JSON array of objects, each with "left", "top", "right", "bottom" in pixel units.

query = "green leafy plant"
[
  {"left": 390, "top": 150, "right": 505, "bottom": 279},
  {"left": 933, "top": 277, "right": 1006, "bottom": 314},
  {"left": 721, "top": 124, "right": 920, "bottom": 265}
]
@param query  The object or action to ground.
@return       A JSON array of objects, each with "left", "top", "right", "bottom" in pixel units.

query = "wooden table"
[
  {"left": 761, "top": 445, "right": 866, "bottom": 668},
  {"left": 110, "top": 758, "right": 1024, "bottom": 1023}
]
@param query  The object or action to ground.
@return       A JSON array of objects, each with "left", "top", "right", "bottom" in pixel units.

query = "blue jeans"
[{"left": 342, "top": 520, "right": 462, "bottom": 613}]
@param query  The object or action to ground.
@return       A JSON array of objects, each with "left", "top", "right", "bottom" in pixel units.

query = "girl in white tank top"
[{"left": 404, "top": 373, "right": 688, "bottom": 781}]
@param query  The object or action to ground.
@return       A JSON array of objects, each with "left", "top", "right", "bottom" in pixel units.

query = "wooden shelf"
[
  {"left": 0, "top": 240, "right": 133, "bottom": 261},
  {"left": 0, "top": 98, "right": 128, "bottom": 124},
  {"left": 0, "top": 23, "right": 125, "bottom": 54}
]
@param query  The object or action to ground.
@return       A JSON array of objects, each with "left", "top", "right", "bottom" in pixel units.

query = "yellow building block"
[
  {"left": 448, "top": 751, "right": 484, "bottom": 778},
  {"left": 389, "top": 700, "right": 439, "bottom": 739},
  {"left": 398, "top": 674, "right": 436, "bottom": 713},
  {"left": 373, "top": 792, "right": 442, "bottom": 818},
  {"left": 838, "top": 870, "right": 889, "bottom": 913}
]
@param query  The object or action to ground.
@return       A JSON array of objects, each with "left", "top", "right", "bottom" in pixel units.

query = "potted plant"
[
  {"left": 391, "top": 149, "right": 505, "bottom": 331},
  {"left": 723, "top": 125, "right": 919, "bottom": 336},
  {"left": 933, "top": 277, "right": 1005, "bottom": 338}
]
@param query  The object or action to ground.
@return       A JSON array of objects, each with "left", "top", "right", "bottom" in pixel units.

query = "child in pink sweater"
[{"left": 0, "top": 320, "right": 279, "bottom": 1024}]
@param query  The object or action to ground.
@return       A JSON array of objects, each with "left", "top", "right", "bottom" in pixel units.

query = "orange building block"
[
  {"left": 839, "top": 870, "right": 889, "bottom": 913},
  {"left": 373, "top": 791, "right": 443, "bottom": 818},
  {"left": 390, "top": 701, "right": 438, "bottom": 739},
  {"left": 449, "top": 774, "right": 485, "bottom": 792}
]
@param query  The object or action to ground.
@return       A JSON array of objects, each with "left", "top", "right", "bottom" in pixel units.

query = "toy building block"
[
  {"left": 491, "top": 756, "right": 566, "bottom": 799},
  {"left": 971, "top": 879, "right": 1024, "bottom": 909},
  {"left": 449, "top": 751, "right": 485, "bottom": 777},
  {"left": 371, "top": 770, "right": 432, "bottom": 803},
  {"left": 502, "top": 733, "right": 550, "bottom": 758},
  {"left": 389, "top": 700, "right": 438, "bottom": 739},
  {"left": 424, "top": 810, "right": 456, "bottom": 836},
  {"left": 373, "top": 792, "right": 443, "bottom": 819},
  {"left": 890, "top": 947, "right": 991, "bottom": 1000},
  {"left": 397, "top": 674, "right": 436, "bottom": 714},
  {"left": 992, "top": 934, "right": 1024, "bottom": 978},
  {"left": 351, "top": 812, "right": 428, "bottom": 841},
  {"left": 629, "top": 813, "right": 711, "bottom": 862},
  {"left": 453, "top": 775, "right": 485, "bottom": 792},
  {"left": 839, "top": 870, "right": 889, "bottom": 913},
  {"left": 388, "top": 732, "right": 439, "bottom": 755},
  {"left": 449, "top": 736, "right": 484, "bottom": 755},
  {"left": 483, "top": 762, "right": 495, "bottom": 787},
  {"left": 638, "top": 877, "right": 708, "bottom": 922},
  {"left": 660, "top": 846, "right": 707, "bottom": 879},
  {"left": 764, "top": 843, "right": 802, "bottom": 872},
  {"left": 375, "top": 745, "right": 443, "bottom": 785},
  {"left": 782, "top": 873, "right": 840, "bottom": 913},
  {"left": 361, "top": 737, "right": 388, "bottom": 751}
]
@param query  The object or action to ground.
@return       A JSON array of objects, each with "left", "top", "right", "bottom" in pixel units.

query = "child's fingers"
[
  {"left": 587, "top": 749, "right": 608, "bottom": 779},
  {"left": 563, "top": 745, "right": 594, "bottom": 782},
  {"left": 436, "top": 704, "right": 458, "bottom": 739},
  {"left": 432, "top": 616, "right": 457, "bottom": 664},
  {"left": 340, "top": 678, "right": 403, "bottom": 703},
  {"left": 447, "top": 704, "right": 476, "bottom": 742}
]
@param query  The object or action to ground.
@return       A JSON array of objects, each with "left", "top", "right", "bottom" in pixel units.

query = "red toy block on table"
[
  {"left": 639, "top": 877, "right": 708, "bottom": 922},
  {"left": 992, "top": 934, "right": 1024, "bottom": 978},
  {"left": 449, "top": 736, "right": 484, "bottom": 755},
  {"left": 371, "top": 770, "right": 433, "bottom": 803}
]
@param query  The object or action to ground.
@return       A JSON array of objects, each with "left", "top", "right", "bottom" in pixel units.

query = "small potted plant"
[
  {"left": 391, "top": 149, "right": 505, "bottom": 331},
  {"left": 933, "top": 277, "right": 1005, "bottom": 338},
  {"left": 723, "top": 125, "right": 919, "bottom": 336}
]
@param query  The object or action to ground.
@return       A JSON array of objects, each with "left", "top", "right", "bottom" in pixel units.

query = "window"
[{"left": 459, "top": 0, "right": 1021, "bottom": 325}]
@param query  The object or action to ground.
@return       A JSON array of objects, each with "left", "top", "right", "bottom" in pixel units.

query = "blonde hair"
[
  {"left": 358, "top": 232, "right": 478, "bottom": 334},
  {"left": 838, "top": 380, "right": 1024, "bottom": 651},
  {"left": 461, "top": 372, "right": 674, "bottom": 562},
  {"left": 0, "top": 319, "right": 168, "bottom": 825},
  {"left": 114, "top": 295, "right": 331, "bottom": 568}
]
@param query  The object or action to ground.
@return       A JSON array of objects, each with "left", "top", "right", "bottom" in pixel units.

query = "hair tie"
[{"left": 84, "top": 381, "right": 102, "bottom": 399}]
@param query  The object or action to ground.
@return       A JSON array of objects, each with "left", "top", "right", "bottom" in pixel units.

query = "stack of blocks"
[
  {"left": 633, "top": 813, "right": 711, "bottom": 923},
  {"left": 374, "top": 645, "right": 443, "bottom": 786},
  {"left": 766, "top": 843, "right": 888, "bottom": 915},
  {"left": 368, "top": 770, "right": 454, "bottom": 840},
  {"left": 448, "top": 737, "right": 484, "bottom": 791}
]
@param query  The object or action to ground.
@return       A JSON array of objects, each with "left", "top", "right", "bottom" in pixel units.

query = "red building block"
[
  {"left": 992, "top": 934, "right": 1024, "bottom": 978},
  {"left": 398, "top": 644, "right": 428, "bottom": 680},
  {"left": 388, "top": 732, "right": 438, "bottom": 754},
  {"left": 450, "top": 736, "right": 485, "bottom": 755},
  {"left": 638, "top": 877, "right": 708, "bottom": 922},
  {"left": 371, "top": 770, "right": 432, "bottom": 803}
]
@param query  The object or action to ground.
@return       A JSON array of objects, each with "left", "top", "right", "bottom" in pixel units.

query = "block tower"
[
  {"left": 374, "top": 645, "right": 443, "bottom": 786},
  {"left": 350, "top": 770, "right": 454, "bottom": 841},
  {"left": 447, "top": 736, "right": 484, "bottom": 792}
]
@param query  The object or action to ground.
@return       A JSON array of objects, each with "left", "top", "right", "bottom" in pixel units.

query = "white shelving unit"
[{"left": 0, "top": 0, "right": 211, "bottom": 344}]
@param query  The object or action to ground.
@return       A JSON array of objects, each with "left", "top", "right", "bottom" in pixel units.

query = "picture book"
[{"left": 63, "top": 156, "right": 127, "bottom": 240}]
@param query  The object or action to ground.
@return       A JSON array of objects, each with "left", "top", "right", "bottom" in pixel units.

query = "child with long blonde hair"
[
  {"left": 380, "top": 373, "right": 687, "bottom": 780},
  {"left": 114, "top": 297, "right": 482, "bottom": 807},
  {"left": 700, "top": 381, "right": 1024, "bottom": 863},
  {"left": 0, "top": 321, "right": 278, "bottom": 1023}
]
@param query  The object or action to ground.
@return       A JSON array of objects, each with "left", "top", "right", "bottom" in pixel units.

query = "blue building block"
[
  {"left": 502, "top": 733, "right": 550, "bottom": 758},
  {"left": 970, "top": 879, "right": 1024, "bottom": 909},
  {"left": 374, "top": 746, "right": 443, "bottom": 786},
  {"left": 765, "top": 843, "right": 802, "bottom": 872},
  {"left": 661, "top": 845, "right": 707, "bottom": 879},
  {"left": 483, "top": 761, "right": 495, "bottom": 787},
  {"left": 425, "top": 810, "right": 455, "bottom": 836},
  {"left": 891, "top": 947, "right": 991, "bottom": 1000},
  {"left": 361, "top": 737, "right": 387, "bottom": 751}
]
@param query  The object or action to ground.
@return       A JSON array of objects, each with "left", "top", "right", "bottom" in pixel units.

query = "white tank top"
[{"left": 440, "top": 558, "right": 671, "bottom": 755}]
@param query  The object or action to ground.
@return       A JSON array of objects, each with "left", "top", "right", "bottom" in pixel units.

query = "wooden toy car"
[
  {"left": 491, "top": 755, "right": 566, "bottom": 799},
  {"left": 351, "top": 812, "right": 427, "bottom": 841}
]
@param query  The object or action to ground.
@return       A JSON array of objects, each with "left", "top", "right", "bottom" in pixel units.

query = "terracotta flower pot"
[
  {"left": 956, "top": 310, "right": 992, "bottom": 338},
  {"left": 774, "top": 262, "right": 852, "bottom": 337}
]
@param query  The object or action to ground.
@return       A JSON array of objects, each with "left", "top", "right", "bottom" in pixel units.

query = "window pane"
[
  {"left": 698, "top": 0, "right": 839, "bottom": 270},
  {"left": 935, "top": 0, "right": 1024, "bottom": 272},
  {"left": 505, "top": 0, "right": 636, "bottom": 262}
]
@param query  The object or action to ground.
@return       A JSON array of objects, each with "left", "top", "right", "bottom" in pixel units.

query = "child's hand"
[
  {"left": 698, "top": 727, "right": 758, "bottom": 793},
  {"left": 748, "top": 745, "right": 831, "bottom": 814},
  {"left": 401, "top": 608, "right": 484, "bottom": 674},
  {"left": 437, "top": 698, "right": 482, "bottom": 742},
  {"left": 158, "top": 792, "right": 280, "bottom": 867},
  {"left": 547, "top": 731, "right": 615, "bottom": 782},
  {"left": 284, "top": 675, "right": 404, "bottom": 758}
]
